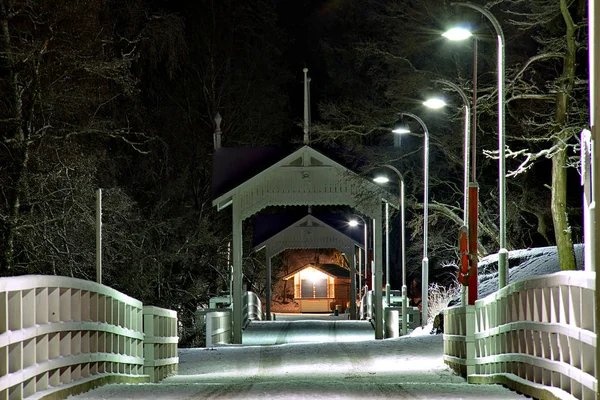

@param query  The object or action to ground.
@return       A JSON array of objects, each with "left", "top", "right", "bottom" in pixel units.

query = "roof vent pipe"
[
  {"left": 214, "top": 112, "right": 222, "bottom": 150},
  {"left": 303, "top": 68, "right": 311, "bottom": 145}
]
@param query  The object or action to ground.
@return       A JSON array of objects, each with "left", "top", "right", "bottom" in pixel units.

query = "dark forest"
[{"left": 0, "top": 0, "right": 588, "bottom": 344}]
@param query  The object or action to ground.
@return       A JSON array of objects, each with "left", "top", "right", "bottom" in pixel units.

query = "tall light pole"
[
  {"left": 425, "top": 80, "right": 475, "bottom": 305},
  {"left": 587, "top": 1, "right": 599, "bottom": 394},
  {"left": 424, "top": 81, "right": 470, "bottom": 225},
  {"left": 373, "top": 165, "right": 408, "bottom": 335},
  {"left": 348, "top": 215, "right": 368, "bottom": 300},
  {"left": 393, "top": 112, "right": 430, "bottom": 326},
  {"left": 446, "top": 2, "right": 508, "bottom": 289}
]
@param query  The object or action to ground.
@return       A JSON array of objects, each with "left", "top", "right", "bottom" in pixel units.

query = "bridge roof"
[
  {"left": 212, "top": 145, "right": 398, "bottom": 220},
  {"left": 253, "top": 213, "right": 363, "bottom": 258}
]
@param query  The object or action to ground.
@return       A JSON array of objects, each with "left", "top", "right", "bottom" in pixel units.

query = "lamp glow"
[
  {"left": 348, "top": 219, "right": 359, "bottom": 227},
  {"left": 373, "top": 176, "right": 390, "bottom": 184},
  {"left": 442, "top": 27, "right": 472, "bottom": 41},
  {"left": 423, "top": 98, "right": 447, "bottom": 109},
  {"left": 392, "top": 126, "right": 410, "bottom": 134}
]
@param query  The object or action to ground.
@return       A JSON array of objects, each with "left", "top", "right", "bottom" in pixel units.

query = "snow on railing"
[
  {"left": 0, "top": 275, "right": 178, "bottom": 400},
  {"left": 361, "top": 291, "right": 420, "bottom": 333},
  {"left": 443, "top": 271, "right": 596, "bottom": 400}
]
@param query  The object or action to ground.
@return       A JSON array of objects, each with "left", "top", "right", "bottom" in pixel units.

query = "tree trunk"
[
  {"left": 551, "top": 0, "right": 577, "bottom": 271},
  {"left": 551, "top": 142, "right": 575, "bottom": 270}
]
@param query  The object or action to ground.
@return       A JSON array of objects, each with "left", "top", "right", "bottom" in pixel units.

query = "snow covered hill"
[{"left": 475, "top": 244, "right": 585, "bottom": 300}]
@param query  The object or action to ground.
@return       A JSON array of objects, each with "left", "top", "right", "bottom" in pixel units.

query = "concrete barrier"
[{"left": 201, "top": 291, "right": 263, "bottom": 347}]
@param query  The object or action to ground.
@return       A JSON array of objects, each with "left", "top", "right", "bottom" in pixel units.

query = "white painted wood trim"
[{"left": 443, "top": 271, "right": 597, "bottom": 400}]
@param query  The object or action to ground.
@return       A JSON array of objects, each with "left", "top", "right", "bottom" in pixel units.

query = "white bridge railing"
[
  {"left": 204, "top": 311, "right": 231, "bottom": 347},
  {"left": 443, "top": 271, "right": 596, "bottom": 400},
  {"left": 143, "top": 306, "right": 179, "bottom": 382},
  {"left": 360, "top": 290, "right": 420, "bottom": 333},
  {"left": 243, "top": 291, "right": 263, "bottom": 328},
  {"left": 0, "top": 275, "right": 178, "bottom": 400},
  {"left": 202, "top": 291, "right": 263, "bottom": 346}
]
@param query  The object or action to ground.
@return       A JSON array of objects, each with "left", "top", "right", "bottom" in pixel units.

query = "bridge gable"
[
  {"left": 253, "top": 214, "right": 363, "bottom": 258},
  {"left": 213, "top": 146, "right": 397, "bottom": 220}
]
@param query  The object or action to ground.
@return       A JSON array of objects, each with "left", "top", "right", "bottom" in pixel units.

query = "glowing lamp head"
[
  {"left": 392, "top": 117, "right": 410, "bottom": 134},
  {"left": 423, "top": 98, "right": 447, "bottom": 109},
  {"left": 348, "top": 219, "right": 359, "bottom": 227},
  {"left": 373, "top": 176, "right": 390, "bottom": 184},
  {"left": 442, "top": 27, "right": 472, "bottom": 41}
]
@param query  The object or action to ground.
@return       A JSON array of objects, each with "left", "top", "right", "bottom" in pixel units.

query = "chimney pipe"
[{"left": 214, "top": 112, "right": 222, "bottom": 150}]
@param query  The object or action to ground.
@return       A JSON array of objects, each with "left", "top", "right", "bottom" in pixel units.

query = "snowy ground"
[{"left": 69, "top": 314, "right": 525, "bottom": 400}]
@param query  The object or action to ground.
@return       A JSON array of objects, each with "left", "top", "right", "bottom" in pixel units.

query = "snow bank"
[{"left": 476, "top": 244, "right": 584, "bottom": 300}]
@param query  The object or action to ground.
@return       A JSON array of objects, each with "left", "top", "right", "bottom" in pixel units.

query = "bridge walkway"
[{"left": 70, "top": 313, "right": 525, "bottom": 399}]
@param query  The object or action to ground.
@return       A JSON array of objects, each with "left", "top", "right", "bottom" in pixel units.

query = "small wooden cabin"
[{"left": 282, "top": 263, "right": 351, "bottom": 313}]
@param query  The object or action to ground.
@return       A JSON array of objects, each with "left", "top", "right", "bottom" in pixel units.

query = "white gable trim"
[
  {"left": 254, "top": 214, "right": 364, "bottom": 258},
  {"left": 213, "top": 146, "right": 398, "bottom": 220}
]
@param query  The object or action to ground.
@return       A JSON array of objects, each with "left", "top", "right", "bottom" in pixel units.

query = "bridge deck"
[
  {"left": 242, "top": 313, "right": 374, "bottom": 345},
  {"left": 70, "top": 314, "right": 525, "bottom": 399}
]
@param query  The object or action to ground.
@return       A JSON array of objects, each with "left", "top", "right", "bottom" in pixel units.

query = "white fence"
[
  {"left": 205, "top": 310, "right": 232, "bottom": 347},
  {"left": 361, "top": 291, "right": 420, "bottom": 334},
  {"left": 243, "top": 291, "right": 263, "bottom": 328},
  {"left": 143, "top": 306, "right": 179, "bottom": 382},
  {"left": 442, "top": 304, "right": 475, "bottom": 377},
  {"left": 360, "top": 291, "right": 373, "bottom": 321},
  {"left": 384, "top": 306, "right": 421, "bottom": 338},
  {"left": 0, "top": 275, "right": 178, "bottom": 400},
  {"left": 443, "top": 271, "right": 596, "bottom": 400},
  {"left": 202, "top": 291, "right": 262, "bottom": 347}
]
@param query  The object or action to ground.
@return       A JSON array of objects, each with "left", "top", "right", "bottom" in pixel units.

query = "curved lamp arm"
[
  {"left": 450, "top": 2, "right": 505, "bottom": 42},
  {"left": 451, "top": 1, "right": 508, "bottom": 289},
  {"left": 432, "top": 79, "right": 471, "bottom": 223},
  {"left": 379, "top": 164, "right": 406, "bottom": 287},
  {"left": 397, "top": 111, "right": 430, "bottom": 325}
]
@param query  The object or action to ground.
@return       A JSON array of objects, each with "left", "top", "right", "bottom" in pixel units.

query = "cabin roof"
[{"left": 282, "top": 263, "right": 350, "bottom": 280}]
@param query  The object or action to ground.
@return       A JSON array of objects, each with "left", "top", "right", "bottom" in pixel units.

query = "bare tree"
[
  {"left": 0, "top": 0, "right": 154, "bottom": 270},
  {"left": 488, "top": 0, "right": 588, "bottom": 270}
]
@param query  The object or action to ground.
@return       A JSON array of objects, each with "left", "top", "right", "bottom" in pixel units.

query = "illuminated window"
[{"left": 299, "top": 267, "right": 328, "bottom": 298}]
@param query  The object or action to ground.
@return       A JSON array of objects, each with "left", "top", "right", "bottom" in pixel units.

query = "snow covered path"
[
  {"left": 70, "top": 317, "right": 526, "bottom": 399},
  {"left": 242, "top": 315, "right": 375, "bottom": 345}
]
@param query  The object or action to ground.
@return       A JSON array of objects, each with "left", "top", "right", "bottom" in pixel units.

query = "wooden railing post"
[
  {"left": 444, "top": 271, "right": 596, "bottom": 399},
  {"left": 465, "top": 305, "right": 476, "bottom": 377},
  {"left": 0, "top": 275, "right": 152, "bottom": 400},
  {"left": 142, "top": 306, "right": 179, "bottom": 383}
]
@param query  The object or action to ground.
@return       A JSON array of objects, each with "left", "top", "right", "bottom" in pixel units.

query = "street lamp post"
[
  {"left": 385, "top": 202, "right": 390, "bottom": 305},
  {"left": 425, "top": 79, "right": 474, "bottom": 305},
  {"left": 348, "top": 215, "right": 368, "bottom": 305},
  {"left": 426, "top": 80, "right": 470, "bottom": 225},
  {"left": 448, "top": 2, "right": 508, "bottom": 289},
  {"left": 393, "top": 112, "right": 430, "bottom": 326},
  {"left": 588, "top": 0, "right": 600, "bottom": 392},
  {"left": 374, "top": 165, "right": 408, "bottom": 335}
]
